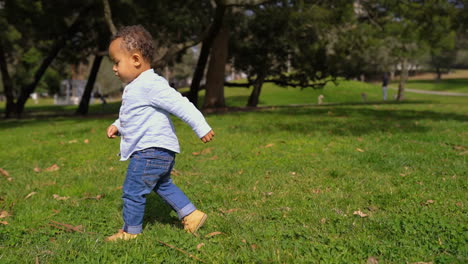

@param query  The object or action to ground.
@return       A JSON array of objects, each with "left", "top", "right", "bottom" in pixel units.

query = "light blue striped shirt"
[{"left": 112, "top": 69, "right": 212, "bottom": 161}]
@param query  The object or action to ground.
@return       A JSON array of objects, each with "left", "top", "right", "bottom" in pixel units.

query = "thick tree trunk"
[
  {"left": 247, "top": 74, "right": 265, "bottom": 107},
  {"left": 76, "top": 55, "right": 103, "bottom": 115},
  {"left": 396, "top": 58, "right": 408, "bottom": 101},
  {"left": 203, "top": 25, "right": 229, "bottom": 109},
  {"left": 188, "top": 3, "right": 226, "bottom": 107},
  {"left": 0, "top": 42, "right": 16, "bottom": 118}
]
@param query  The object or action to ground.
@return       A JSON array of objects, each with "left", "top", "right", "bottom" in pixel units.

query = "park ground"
[{"left": 0, "top": 71, "right": 467, "bottom": 263}]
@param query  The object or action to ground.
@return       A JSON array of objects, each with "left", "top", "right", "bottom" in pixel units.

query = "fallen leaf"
[
  {"left": 367, "top": 256, "right": 379, "bottom": 264},
  {"left": 171, "top": 169, "right": 181, "bottom": 176},
  {"left": 34, "top": 167, "right": 41, "bottom": 173},
  {"left": 84, "top": 139, "right": 90, "bottom": 144},
  {"left": 459, "top": 150, "right": 468, "bottom": 156},
  {"left": 45, "top": 164, "right": 60, "bottom": 172},
  {"left": 209, "top": 155, "right": 218, "bottom": 160},
  {"left": 192, "top": 148, "right": 213, "bottom": 156},
  {"left": 237, "top": 169, "right": 243, "bottom": 175},
  {"left": 251, "top": 244, "right": 258, "bottom": 250},
  {"left": 0, "top": 221, "right": 8, "bottom": 225},
  {"left": 264, "top": 143, "right": 275, "bottom": 148},
  {"left": 356, "top": 148, "right": 365, "bottom": 152},
  {"left": 0, "top": 211, "right": 11, "bottom": 218},
  {"left": 290, "top": 172, "right": 296, "bottom": 176},
  {"left": 205, "top": 231, "right": 223, "bottom": 238},
  {"left": 53, "top": 194, "right": 69, "bottom": 201},
  {"left": 455, "top": 202, "right": 462, "bottom": 207},
  {"left": 0, "top": 168, "right": 12, "bottom": 181},
  {"left": 320, "top": 218, "right": 327, "bottom": 224},
  {"left": 353, "top": 210, "right": 368, "bottom": 217},
  {"left": 68, "top": 139, "right": 77, "bottom": 144},
  {"left": 264, "top": 192, "right": 273, "bottom": 196},
  {"left": 196, "top": 243, "right": 205, "bottom": 250},
  {"left": 0, "top": 168, "right": 10, "bottom": 177},
  {"left": 421, "top": 200, "right": 435, "bottom": 206},
  {"left": 25, "top": 192, "right": 37, "bottom": 199},
  {"left": 241, "top": 239, "right": 247, "bottom": 243},
  {"left": 220, "top": 208, "right": 239, "bottom": 214}
]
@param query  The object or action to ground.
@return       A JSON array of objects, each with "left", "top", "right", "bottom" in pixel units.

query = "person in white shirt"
[{"left": 105, "top": 25, "right": 214, "bottom": 241}]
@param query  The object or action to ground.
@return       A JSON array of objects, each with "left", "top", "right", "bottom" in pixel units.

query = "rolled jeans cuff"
[
  {"left": 178, "top": 203, "right": 196, "bottom": 220},
  {"left": 123, "top": 224, "right": 143, "bottom": 235}
]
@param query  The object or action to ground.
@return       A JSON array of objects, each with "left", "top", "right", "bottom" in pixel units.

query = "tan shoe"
[
  {"left": 182, "top": 210, "right": 207, "bottom": 234},
  {"left": 105, "top": 229, "right": 139, "bottom": 242}
]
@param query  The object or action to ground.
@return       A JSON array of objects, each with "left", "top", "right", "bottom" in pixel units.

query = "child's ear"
[{"left": 131, "top": 53, "right": 142, "bottom": 67}]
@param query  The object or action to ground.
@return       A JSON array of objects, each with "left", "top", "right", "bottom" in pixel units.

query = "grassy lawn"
[{"left": 0, "top": 79, "right": 466, "bottom": 263}]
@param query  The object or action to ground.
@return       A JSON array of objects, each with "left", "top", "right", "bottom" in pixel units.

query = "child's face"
[{"left": 108, "top": 38, "right": 141, "bottom": 84}]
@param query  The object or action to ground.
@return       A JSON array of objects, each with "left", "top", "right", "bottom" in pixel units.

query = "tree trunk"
[
  {"left": 396, "top": 58, "right": 408, "bottom": 101},
  {"left": 188, "top": 3, "right": 226, "bottom": 107},
  {"left": 247, "top": 74, "right": 265, "bottom": 107},
  {"left": 0, "top": 42, "right": 16, "bottom": 118},
  {"left": 13, "top": 5, "right": 92, "bottom": 117},
  {"left": 203, "top": 25, "right": 229, "bottom": 109},
  {"left": 76, "top": 55, "right": 103, "bottom": 115}
]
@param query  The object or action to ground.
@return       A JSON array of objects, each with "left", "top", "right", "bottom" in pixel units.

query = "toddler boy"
[{"left": 105, "top": 25, "right": 214, "bottom": 241}]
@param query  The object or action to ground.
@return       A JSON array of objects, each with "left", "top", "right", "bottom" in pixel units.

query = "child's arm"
[{"left": 150, "top": 83, "right": 213, "bottom": 141}]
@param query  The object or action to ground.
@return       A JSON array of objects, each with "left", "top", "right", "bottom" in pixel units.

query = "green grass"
[{"left": 0, "top": 80, "right": 467, "bottom": 263}]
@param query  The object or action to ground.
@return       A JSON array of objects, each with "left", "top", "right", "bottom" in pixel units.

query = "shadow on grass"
[
  {"left": 1, "top": 100, "right": 467, "bottom": 137},
  {"left": 143, "top": 193, "right": 180, "bottom": 228}
]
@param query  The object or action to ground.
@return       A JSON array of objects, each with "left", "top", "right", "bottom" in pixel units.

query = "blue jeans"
[{"left": 122, "top": 147, "right": 196, "bottom": 234}]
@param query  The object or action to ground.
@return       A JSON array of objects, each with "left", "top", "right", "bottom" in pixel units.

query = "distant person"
[
  {"left": 382, "top": 72, "right": 389, "bottom": 101},
  {"left": 105, "top": 25, "right": 215, "bottom": 241}
]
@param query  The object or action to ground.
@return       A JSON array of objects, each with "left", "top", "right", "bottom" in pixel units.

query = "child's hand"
[
  {"left": 201, "top": 130, "right": 215, "bottom": 143},
  {"left": 107, "top": 125, "right": 119, "bottom": 139}
]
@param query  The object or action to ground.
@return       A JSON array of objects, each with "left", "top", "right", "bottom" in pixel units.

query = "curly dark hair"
[{"left": 111, "top": 25, "right": 155, "bottom": 63}]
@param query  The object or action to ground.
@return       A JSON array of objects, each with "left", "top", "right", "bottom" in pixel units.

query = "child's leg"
[
  {"left": 153, "top": 152, "right": 196, "bottom": 220},
  {"left": 121, "top": 148, "right": 190, "bottom": 234}
]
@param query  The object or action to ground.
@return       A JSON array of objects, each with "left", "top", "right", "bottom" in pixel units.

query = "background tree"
[{"left": 0, "top": 0, "right": 96, "bottom": 117}]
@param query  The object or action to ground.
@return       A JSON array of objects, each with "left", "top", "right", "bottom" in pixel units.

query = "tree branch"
[{"left": 103, "top": 0, "right": 117, "bottom": 35}]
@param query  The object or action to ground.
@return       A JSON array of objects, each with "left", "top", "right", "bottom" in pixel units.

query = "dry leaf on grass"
[
  {"left": 367, "top": 256, "right": 379, "bottom": 264},
  {"left": 25, "top": 192, "right": 37, "bottom": 199},
  {"left": 52, "top": 194, "right": 69, "bottom": 201},
  {"left": 205, "top": 231, "right": 223, "bottom": 238},
  {"left": 0, "top": 168, "right": 13, "bottom": 181},
  {"left": 68, "top": 139, "right": 77, "bottom": 144},
  {"left": 353, "top": 210, "right": 368, "bottom": 217},
  {"left": 220, "top": 208, "right": 239, "bottom": 214},
  {"left": 421, "top": 200, "right": 435, "bottom": 206},
  {"left": 196, "top": 243, "right": 205, "bottom": 250},
  {"left": 48, "top": 220, "right": 83, "bottom": 233},
  {"left": 263, "top": 143, "right": 275, "bottom": 148},
  {"left": 192, "top": 147, "right": 213, "bottom": 156},
  {"left": 84, "top": 139, "right": 89, "bottom": 144},
  {"left": 34, "top": 167, "right": 41, "bottom": 173},
  {"left": 0, "top": 210, "right": 11, "bottom": 218},
  {"left": 81, "top": 194, "right": 103, "bottom": 200},
  {"left": 356, "top": 148, "right": 365, "bottom": 152},
  {"left": 0, "top": 221, "right": 8, "bottom": 225},
  {"left": 45, "top": 164, "right": 60, "bottom": 172}
]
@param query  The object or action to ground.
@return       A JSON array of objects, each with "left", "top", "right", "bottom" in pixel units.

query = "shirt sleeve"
[
  {"left": 150, "top": 82, "right": 212, "bottom": 138},
  {"left": 112, "top": 119, "right": 121, "bottom": 135}
]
